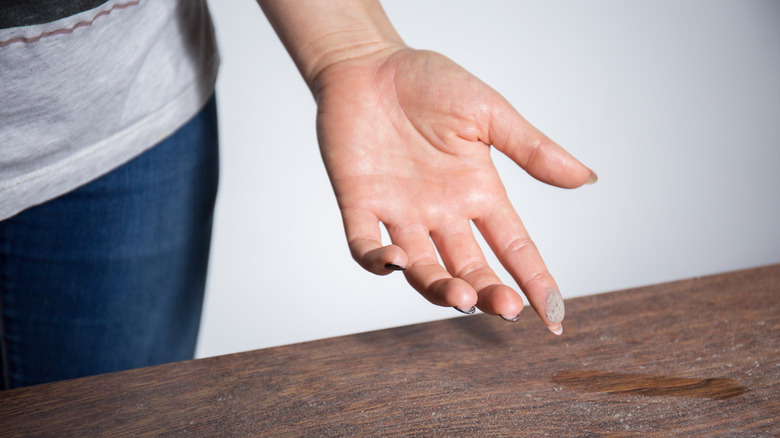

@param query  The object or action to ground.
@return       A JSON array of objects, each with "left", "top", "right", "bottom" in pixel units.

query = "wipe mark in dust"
[{"left": 551, "top": 370, "right": 747, "bottom": 400}]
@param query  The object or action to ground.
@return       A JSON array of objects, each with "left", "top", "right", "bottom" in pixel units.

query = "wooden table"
[{"left": 2, "top": 265, "right": 778, "bottom": 437}]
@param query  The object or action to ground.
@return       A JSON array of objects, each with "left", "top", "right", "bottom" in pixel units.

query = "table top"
[{"left": 1, "top": 265, "right": 778, "bottom": 437}]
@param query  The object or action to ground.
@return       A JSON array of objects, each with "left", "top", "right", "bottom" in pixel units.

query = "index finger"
[{"left": 474, "top": 202, "right": 565, "bottom": 335}]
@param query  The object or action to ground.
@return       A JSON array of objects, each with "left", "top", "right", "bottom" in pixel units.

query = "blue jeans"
[{"left": 0, "top": 96, "right": 219, "bottom": 389}]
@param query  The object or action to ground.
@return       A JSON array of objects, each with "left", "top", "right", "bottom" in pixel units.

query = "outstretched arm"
[{"left": 257, "top": 0, "right": 597, "bottom": 335}]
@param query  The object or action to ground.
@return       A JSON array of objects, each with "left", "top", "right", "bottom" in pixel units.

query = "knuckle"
[
  {"left": 456, "top": 261, "right": 491, "bottom": 280},
  {"left": 524, "top": 136, "right": 548, "bottom": 169},
  {"left": 501, "top": 236, "right": 536, "bottom": 258},
  {"left": 521, "top": 270, "right": 552, "bottom": 290},
  {"left": 408, "top": 257, "right": 440, "bottom": 270}
]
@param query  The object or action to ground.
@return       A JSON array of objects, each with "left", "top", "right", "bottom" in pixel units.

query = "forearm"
[{"left": 257, "top": 0, "right": 405, "bottom": 91}]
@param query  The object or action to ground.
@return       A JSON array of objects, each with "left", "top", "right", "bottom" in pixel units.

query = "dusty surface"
[{"left": 1, "top": 265, "right": 778, "bottom": 437}]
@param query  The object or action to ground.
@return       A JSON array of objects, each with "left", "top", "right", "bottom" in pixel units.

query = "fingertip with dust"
[{"left": 545, "top": 288, "right": 565, "bottom": 335}]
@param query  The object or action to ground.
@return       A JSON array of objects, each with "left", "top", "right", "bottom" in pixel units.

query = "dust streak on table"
[{"left": 1, "top": 265, "right": 778, "bottom": 436}]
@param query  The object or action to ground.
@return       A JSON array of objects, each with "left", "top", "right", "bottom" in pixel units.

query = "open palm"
[{"left": 314, "top": 48, "right": 595, "bottom": 334}]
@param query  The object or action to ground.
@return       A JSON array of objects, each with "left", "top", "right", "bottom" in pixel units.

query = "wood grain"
[{"left": 1, "top": 265, "right": 778, "bottom": 437}]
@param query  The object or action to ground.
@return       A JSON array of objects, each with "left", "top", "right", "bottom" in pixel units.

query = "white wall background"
[{"left": 196, "top": 0, "right": 780, "bottom": 358}]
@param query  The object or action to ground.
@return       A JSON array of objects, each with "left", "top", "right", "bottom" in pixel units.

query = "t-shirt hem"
[{"left": 0, "top": 55, "right": 219, "bottom": 221}]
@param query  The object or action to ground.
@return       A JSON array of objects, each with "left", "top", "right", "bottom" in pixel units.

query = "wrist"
[
  {"left": 308, "top": 40, "right": 405, "bottom": 102},
  {"left": 258, "top": 0, "right": 405, "bottom": 93},
  {"left": 305, "top": 35, "right": 405, "bottom": 90}
]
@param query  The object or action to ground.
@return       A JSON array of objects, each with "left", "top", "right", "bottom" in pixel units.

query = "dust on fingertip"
[{"left": 545, "top": 288, "right": 565, "bottom": 323}]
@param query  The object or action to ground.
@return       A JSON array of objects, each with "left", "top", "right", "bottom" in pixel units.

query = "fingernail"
[
  {"left": 453, "top": 306, "right": 476, "bottom": 315},
  {"left": 548, "top": 323, "right": 563, "bottom": 336},
  {"left": 500, "top": 313, "right": 521, "bottom": 322},
  {"left": 545, "top": 288, "right": 565, "bottom": 323},
  {"left": 384, "top": 263, "right": 407, "bottom": 271},
  {"left": 585, "top": 169, "right": 599, "bottom": 185}
]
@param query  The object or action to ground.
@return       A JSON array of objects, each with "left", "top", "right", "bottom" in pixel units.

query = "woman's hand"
[{"left": 313, "top": 47, "right": 596, "bottom": 334}]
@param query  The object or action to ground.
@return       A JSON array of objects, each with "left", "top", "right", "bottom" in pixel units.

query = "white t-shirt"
[{"left": 0, "top": 0, "right": 220, "bottom": 220}]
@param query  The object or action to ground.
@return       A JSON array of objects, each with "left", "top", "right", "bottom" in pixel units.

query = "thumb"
[{"left": 488, "top": 97, "right": 597, "bottom": 188}]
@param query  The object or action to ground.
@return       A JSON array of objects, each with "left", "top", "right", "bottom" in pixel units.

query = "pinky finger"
[{"left": 342, "top": 207, "right": 408, "bottom": 275}]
